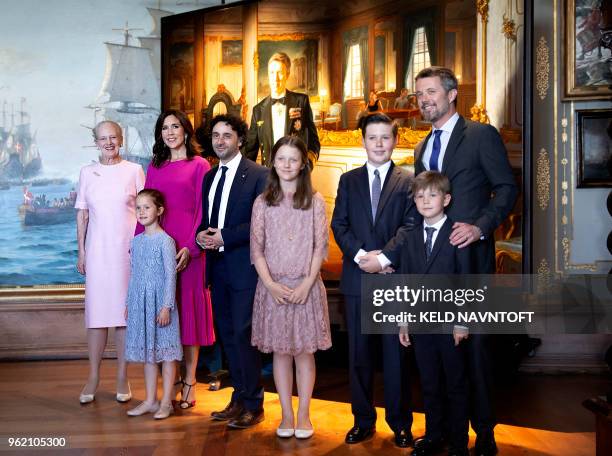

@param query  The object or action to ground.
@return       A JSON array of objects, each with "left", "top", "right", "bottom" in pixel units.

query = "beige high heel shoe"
[
  {"left": 116, "top": 383, "right": 132, "bottom": 403},
  {"left": 79, "top": 391, "right": 95, "bottom": 404}
]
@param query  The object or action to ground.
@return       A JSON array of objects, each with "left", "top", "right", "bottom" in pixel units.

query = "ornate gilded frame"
[{"left": 563, "top": 0, "right": 612, "bottom": 100}]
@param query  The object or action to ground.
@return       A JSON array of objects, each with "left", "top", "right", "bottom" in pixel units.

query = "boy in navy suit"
[
  {"left": 331, "top": 113, "right": 415, "bottom": 448},
  {"left": 399, "top": 171, "right": 472, "bottom": 456}
]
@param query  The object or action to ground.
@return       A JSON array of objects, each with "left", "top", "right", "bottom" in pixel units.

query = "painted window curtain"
[
  {"left": 404, "top": 9, "right": 437, "bottom": 89},
  {"left": 342, "top": 26, "right": 368, "bottom": 128}
]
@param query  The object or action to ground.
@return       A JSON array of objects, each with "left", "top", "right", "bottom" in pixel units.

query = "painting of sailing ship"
[
  {"left": 0, "top": 99, "right": 42, "bottom": 182},
  {"left": 0, "top": 1, "right": 203, "bottom": 287}
]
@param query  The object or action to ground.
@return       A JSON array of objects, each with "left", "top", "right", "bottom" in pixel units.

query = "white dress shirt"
[
  {"left": 271, "top": 91, "right": 287, "bottom": 147},
  {"left": 354, "top": 160, "right": 393, "bottom": 269},
  {"left": 423, "top": 215, "right": 447, "bottom": 247},
  {"left": 422, "top": 112, "right": 460, "bottom": 171},
  {"left": 207, "top": 152, "right": 242, "bottom": 252}
]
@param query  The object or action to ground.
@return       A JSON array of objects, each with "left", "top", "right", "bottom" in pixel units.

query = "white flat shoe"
[
  {"left": 79, "top": 393, "right": 95, "bottom": 404},
  {"left": 153, "top": 403, "right": 175, "bottom": 420},
  {"left": 116, "top": 384, "right": 132, "bottom": 403},
  {"left": 127, "top": 401, "right": 159, "bottom": 416},
  {"left": 276, "top": 427, "right": 295, "bottom": 438},
  {"left": 295, "top": 428, "right": 314, "bottom": 439}
]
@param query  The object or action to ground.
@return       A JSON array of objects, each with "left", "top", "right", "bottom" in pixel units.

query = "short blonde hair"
[{"left": 268, "top": 52, "right": 291, "bottom": 74}]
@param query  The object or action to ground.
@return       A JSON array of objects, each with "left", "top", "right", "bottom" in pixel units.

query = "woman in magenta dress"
[{"left": 139, "top": 110, "right": 215, "bottom": 408}]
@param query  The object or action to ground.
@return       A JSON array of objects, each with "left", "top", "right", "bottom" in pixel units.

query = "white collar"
[
  {"left": 366, "top": 160, "right": 392, "bottom": 175},
  {"left": 433, "top": 112, "right": 459, "bottom": 134},
  {"left": 219, "top": 151, "right": 242, "bottom": 171},
  {"left": 424, "top": 214, "right": 447, "bottom": 231}
]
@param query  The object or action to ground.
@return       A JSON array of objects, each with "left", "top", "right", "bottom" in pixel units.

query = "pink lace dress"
[{"left": 250, "top": 192, "right": 332, "bottom": 355}]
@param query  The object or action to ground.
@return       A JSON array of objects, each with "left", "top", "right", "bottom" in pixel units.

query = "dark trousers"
[
  {"left": 413, "top": 334, "right": 469, "bottom": 449},
  {"left": 466, "top": 334, "right": 495, "bottom": 436},
  {"left": 344, "top": 295, "right": 412, "bottom": 433},
  {"left": 210, "top": 256, "right": 263, "bottom": 411}
]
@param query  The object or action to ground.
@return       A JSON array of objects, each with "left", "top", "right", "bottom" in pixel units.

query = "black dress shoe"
[
  {"left": 227, "top": 409, "right": 264, "bottom": 429},
  {"left": 411, "top": 437, "right": 446, "bottom": 456},
  {"left": 394, "top": 429, "right": 414, "bottom": 448},
  {"left": 474, "top": 434, "right": 498, "bottom": 456},
  {"left": 345, "top": 426, "right": 375, "bottom": 444},
  {"left": 211, "top": 401, "right": 244, "bottom": 421}
]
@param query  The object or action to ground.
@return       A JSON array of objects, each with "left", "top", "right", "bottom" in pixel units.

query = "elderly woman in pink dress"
[
  {"left": 76, "top": 120, "right": 145, "bottom": 404},
  {"left": 138, "top": 110, "right": 215, "bottom": 409}
]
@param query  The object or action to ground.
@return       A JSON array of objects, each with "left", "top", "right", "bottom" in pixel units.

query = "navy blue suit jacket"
[
  {"left": 331, "top": 162, "right": 417, "bottom": 296},
  {"left": 399, "top": 217, "right": 473, "bottom": 275},
  {"left": 196, "top": 156, "right": 268, "bottom": 290},
  {"left": 415, "top": 116, "right": 518, "bottom": 273}
]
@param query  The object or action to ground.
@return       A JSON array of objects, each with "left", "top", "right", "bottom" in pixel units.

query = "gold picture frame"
[{"left": 564, "top": 0, "right": 612, "bottom": 100}]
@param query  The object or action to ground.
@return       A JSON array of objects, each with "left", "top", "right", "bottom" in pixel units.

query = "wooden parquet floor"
[{"left": 0, "top": 360, "right": 597, "bottom": 455}]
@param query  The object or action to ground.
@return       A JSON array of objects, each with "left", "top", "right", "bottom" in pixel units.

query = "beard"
[
  {"left": 213, "top": 145, "right": 239, "bottom": 161},
  {"left": 420, "top": 100, "right": 450, "bottom": 123}
]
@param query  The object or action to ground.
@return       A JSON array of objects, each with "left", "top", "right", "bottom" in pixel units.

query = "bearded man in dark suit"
[
  {"left": 413, "top": 66, "right": 518, "bottom": 456},
  {"left": 244, "top": 52, "right": 320, "bottom": 168}
]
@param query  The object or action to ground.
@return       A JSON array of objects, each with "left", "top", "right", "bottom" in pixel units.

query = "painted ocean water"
[{"left": 0, "top": 182, "right": 82, "bottom": 286}]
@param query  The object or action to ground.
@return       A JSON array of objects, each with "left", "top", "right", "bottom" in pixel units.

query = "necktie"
[
  {"left": 209, "top": 166, "right": 228, "bottom": 229},
  {"left": 371, "top": 169, "right": 381, "bottom": 222},
  {"left": 429, "top": 130, "right": 443, "bottom": 171},
  {"left": 425, "top": 226, "right": 436, "bottom": 261},
  {"left": 271, "top": 97, "right": 286, "bottom": 105}
]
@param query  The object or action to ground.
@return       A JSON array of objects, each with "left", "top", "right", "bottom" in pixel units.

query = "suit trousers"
[
  {"left": 344, "top": 295, "right": 412, "bottom": 433},
  {"left": 466, "top": 334, "right": 496, "bottom": 436},
  {"left": 210, "top": 254, "right": 263, "bottom": 411},
  {"left": 413, "top": 334, "right": 469, "bottom": 449}
]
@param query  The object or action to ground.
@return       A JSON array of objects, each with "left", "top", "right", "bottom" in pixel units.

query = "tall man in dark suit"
[
  {"left": 331, "top": 113, "right": 416, "bottom": 448},
  {"left": 196, "top": 114, "right": 268, "bottom": 429},
  {"left": 244, "top": 52, "right": 320, "bottom": 168},
  {"left": 414, "top": 66, "right": 518, "bottom": 456}
]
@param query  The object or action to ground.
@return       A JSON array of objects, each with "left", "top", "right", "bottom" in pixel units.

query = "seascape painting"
[{"left": 0, "top": 0, "right": 216, "bottom": 287}]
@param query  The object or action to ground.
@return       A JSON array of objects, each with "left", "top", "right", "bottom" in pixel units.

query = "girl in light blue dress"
[{"left": 125, "top": 189, "right": 182, "bottom": 420}]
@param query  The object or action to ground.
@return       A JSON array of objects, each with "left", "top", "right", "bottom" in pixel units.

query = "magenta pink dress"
[{"left": 137, "top": 157, "right": 215, "bottom": 346}]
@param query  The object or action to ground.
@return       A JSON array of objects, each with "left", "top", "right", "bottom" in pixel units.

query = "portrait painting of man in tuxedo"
[{"left": 244, "top": 52, "right": 320, "bottom": 168}]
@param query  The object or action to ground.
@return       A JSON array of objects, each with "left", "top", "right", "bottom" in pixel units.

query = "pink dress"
[
  {"left": 250, "top": 192, "right": 332, "bottom": 355},
  {"left": 75, "top": 160, "right": 145, "bottom": 328},
  {"left": 139, "top": 157, "right": 215, "bottom": 346}
]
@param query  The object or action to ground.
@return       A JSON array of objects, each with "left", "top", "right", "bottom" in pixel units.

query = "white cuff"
[
  {"left": 377, "top": 253, "right": 391, "bottom": 269},
  {"left": 354, "top": 249, "right": 367, "bottom": 264}
]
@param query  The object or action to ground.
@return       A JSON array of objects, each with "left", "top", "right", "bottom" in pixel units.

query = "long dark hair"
[
  {"left": 152, "top": 110, "right": 201, "bottom": 167},
  {"left": 263, "top": 136, "right": 313, "bottom": 210}
]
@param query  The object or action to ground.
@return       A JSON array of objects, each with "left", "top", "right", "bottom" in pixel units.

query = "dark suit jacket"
[
  {"left": 400, "top": 217, "right": 474, "bottom": 334},
  {"left": 331, "top": 162, "right": 416, "bottom": 296},
  {"left": 414, "top": 115, "right": 518, "bottom": 273},
  {"left": 244, "top": 89, "right": 320, "bottom": 167},
  {"left": 196, "top": 156, "right": 268, "bottom": 290},
  {"left": 399, "top": 218, "right": 473, "bottom": 276}
]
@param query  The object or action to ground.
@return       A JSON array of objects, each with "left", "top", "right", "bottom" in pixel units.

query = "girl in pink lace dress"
[{"left": 250, "top": 136, "right": 331, "bottom": 439}]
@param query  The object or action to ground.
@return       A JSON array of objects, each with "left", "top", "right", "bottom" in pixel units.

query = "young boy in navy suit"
[{"left": 399, "top": 171, "right": 473, "bottom": 456}]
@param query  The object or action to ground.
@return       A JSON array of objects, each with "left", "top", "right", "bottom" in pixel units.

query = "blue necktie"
[
  {"left": 429, "top": 130, "right": 443, "bottom": 171},
  {"left": 425, "top": 226, "right": 436, "bottom": 261},
  {"left": 209, "top": 166, "right": 228, "bottom": 229}
]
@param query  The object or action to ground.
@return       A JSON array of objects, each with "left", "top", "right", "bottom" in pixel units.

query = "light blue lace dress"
[{"left": 125, "top": 231, "right": 183, "bottom": 363}]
